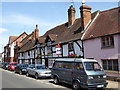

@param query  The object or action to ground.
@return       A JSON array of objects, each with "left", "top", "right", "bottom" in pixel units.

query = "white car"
[{"left": 26, "top": 64, "right": 51, "bottom": 79}]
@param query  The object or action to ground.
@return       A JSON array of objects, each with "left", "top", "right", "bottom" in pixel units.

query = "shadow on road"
[
  {"left": 105, "top": 88, "right": 119, "bottom": 90},
  {"left": 49, "top": 81, "right": 72, "bottom": 89},
  {"left": 49, "top": 81, "right": 119, "bottom": 90},
  {"left": 49, "top": 81, "right": 87, "bottom": 90}
]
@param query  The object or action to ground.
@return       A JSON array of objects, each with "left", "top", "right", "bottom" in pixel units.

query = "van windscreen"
[{"left": 84, "top": 62, "right": 101, "bottom": 71}]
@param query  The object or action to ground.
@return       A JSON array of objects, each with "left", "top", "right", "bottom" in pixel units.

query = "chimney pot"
[{"left": 36, "top": 24, "right": 38, "bottom": 29}]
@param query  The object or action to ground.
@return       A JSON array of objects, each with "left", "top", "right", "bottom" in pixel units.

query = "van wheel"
[
  {"left": 54, "top": 76, "right": 59, "bottom": 84},
  {"left": 73, "top": 81, "right": 80, "bottom": 90}
]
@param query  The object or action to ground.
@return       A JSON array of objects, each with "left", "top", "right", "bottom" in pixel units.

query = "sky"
[{"left": 0, "top": 0, "right": 119, "bottom": 53}]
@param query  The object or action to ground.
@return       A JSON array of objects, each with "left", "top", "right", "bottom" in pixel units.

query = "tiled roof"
[
  {"left": 39, "top": 11, "right": 98, "bottom": 45},
  {"left": 19, "top": 33, "right": 32, "bottom": 47},
  {"left": 9, "top": 36, "right": 18, "bottom": 44},
  {"left": 18, "top": 6, "right": 119, "bottom": 53},
  {"left": 48, "top": 34, "right": 58, "bottom": 41},
  {"left": 8, "top": 32, "right": 28, "bottom": 45},
  {"left": 82, "top": 7, "right": 120, "bottom": 40},
  {"left": 18, "top": 40, "right": 35, "bottom": 52},
  {"left": 38, "top": 36, "right": 45, "bottom": 44}
]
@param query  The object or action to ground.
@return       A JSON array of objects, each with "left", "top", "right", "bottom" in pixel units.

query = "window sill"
[{"left": 101, "top": 46, "right": 114, "bottom": 49}]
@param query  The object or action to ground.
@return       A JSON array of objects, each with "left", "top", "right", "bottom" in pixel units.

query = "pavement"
[{"left": 0, "top": 68, "right": 120, "bottom": 90}]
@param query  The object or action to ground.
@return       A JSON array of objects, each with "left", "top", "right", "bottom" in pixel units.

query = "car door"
[
  {"left": 31, "top": 66, "right": 36, "bottom": 75},
  {"left": 28, "top": 65, "right": 34, "bottom": 75},
  {"left": 30, "top": 65, "right": 36, "bottom": 75}
]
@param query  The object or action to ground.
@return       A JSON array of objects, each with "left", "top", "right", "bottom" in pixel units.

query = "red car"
[{"left": 8, "top": 62, "right": 18, "bottom": 71}]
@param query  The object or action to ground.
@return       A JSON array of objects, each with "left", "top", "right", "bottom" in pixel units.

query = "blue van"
[{"left": 51, "top": 58, "right": 108, "bottom": 89}]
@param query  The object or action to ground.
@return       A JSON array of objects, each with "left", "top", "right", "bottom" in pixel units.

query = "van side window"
[
  {"left": 53, "top": 62, "right": 58, "bottom": 68},
  {"left": 58, "top": 62, "right": 63, "bottom": 68},
  {"left": 63, "top": 62, "right": 72, "bottom": 69},
  {"left": 74, "top": 63, "right": 84, "bottom": 70},
  {"left": 54, "top": 62, "right": 63, "bottom": 68}
]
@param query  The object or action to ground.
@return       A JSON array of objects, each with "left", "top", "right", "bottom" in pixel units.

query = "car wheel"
[
  {"left": 26, "top": 72, "right": 29, "bottom": 77},
  {"left": 35, "top": 73, "right": 39, "bottom": 79},
  {"left": 14, "top": 70, "right": 16, "bottom": 73},
  {"left": 54, "top": 76, "right": 59, "bottom": 84},
  {"left": 19, "top": 70, "right": 22, "bottom": 75},
  {"left": 73, "top": 81, "right": 80, "bottom": 90},
  {"left": 8, "top": 67, "right": 11, "bottom": 71}
]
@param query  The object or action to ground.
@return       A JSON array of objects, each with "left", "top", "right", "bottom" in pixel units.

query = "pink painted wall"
[{"left": 83, "top": 34, "right": 119, "bottom": 68}]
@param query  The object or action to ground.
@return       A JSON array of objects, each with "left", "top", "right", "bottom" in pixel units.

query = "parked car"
[
  {"left": 2, "top": 62, "right": 10, "bottom": 69},
  {"left": 0, "top": 62, "right": 3, "bottom": 68},
  {"left": 0, "top": 62, "right": 5, "bottom": 68},
  {"left": 8, "top": 62, "right": 18, "bottom": 71},
  {"left": 14, "top": 64, "right": 28, "bottom": 75},
  {"left": 51, "top": 58, "right": 108, "bottom": 90},
  {"left": 26, "top": 64, "right": 51, "bottom": 79}
]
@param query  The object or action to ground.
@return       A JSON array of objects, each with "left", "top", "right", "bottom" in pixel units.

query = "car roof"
[{"left": 54, "top": 58, "right": 97, "bottom": 62}]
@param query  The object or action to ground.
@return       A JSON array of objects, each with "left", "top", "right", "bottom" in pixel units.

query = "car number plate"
[{"left": 97, "top": 85, "right": 104, "bottom": 88}]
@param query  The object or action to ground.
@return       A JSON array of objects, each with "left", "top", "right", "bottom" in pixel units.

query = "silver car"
[{"left": 26, "top": 64, "right": 51, "bottom": 79}]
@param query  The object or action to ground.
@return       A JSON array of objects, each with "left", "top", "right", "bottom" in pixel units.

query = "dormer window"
[{"left": 101, "top": 35, "right": 114, "bottom": 48}]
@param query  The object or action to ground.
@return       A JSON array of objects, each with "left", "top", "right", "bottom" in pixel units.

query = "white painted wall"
[
  {"left": 52, "top": 47, "right": 57, "bottom": 57},
  {"left": 41, "top": 49, "right": 44, "bottom": 58},
  {"left": 31, "top": 50, "right": 34, "bottom": 58},
  {"left": 74, "top": 40, "right": 83, "bottom": 56},
  {"left": 19, "top": 60, "right": 22, "bottom": 64},
  {"left": 18, "top": 53, "right": 24, "bottom": 59},
  {"left": 63, "top": 44, "right": 68, "bottom": 56},
  {"left": 10, "top": 43, "right": 14, "bottom": 57},
  {"left": 45, "top": 47, "right": 47, "bottom": 58}
]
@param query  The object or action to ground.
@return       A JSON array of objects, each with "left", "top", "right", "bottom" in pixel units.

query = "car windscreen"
[
  {"left": 36, "top": 65, "right": 47, "bottom": 69},
  {"left": 84, "top": 62, "right": 102, "bottom": 71}
]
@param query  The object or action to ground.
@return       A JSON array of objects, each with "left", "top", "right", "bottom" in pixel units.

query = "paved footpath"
[{"left": 107, "top": 80, "right": 120, "bottom": 90}]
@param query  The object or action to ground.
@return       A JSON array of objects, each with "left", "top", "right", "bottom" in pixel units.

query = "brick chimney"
[
  {"left": 80, "top": 1, "right": 92, "bottom": 30},
  {"left": 68, "top": 5, "right": 76, "bottom": 27},
  {"left": 32, "top": 25, "right": 39, "bottom": 40},
  {"left": 34, "top": 24, "right": 39, "bottom": 39}
]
